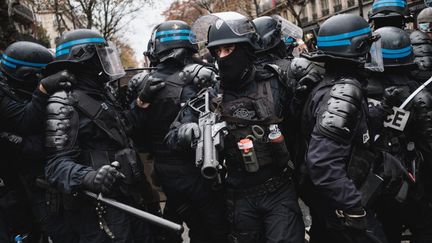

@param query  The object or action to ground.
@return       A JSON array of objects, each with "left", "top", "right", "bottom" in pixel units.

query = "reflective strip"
[
  {"left": 2, "top": 54, "right": 47, "bottom": 68},
  {"left": 155, "top": 29, "right": 191, "bottom": 37},
  {"left": 1, "top": 59, "right": 17, "bottom": 69},
  {"left": 55, "top": 49, "right": 70, "bottom": 57},
  {"left": 372, "top": 0, "right": 406, "bottom": 8},
  {"left": 56, "top": 37, "right": 105, "bottom": 52},
  {"left": 372, "top": 2, "right": 406, "bottom": 8},
  {"left": 159, "top": 36, "right": 191, "bottom": 42},
  {"left": 382, "top": 46, "right": 412, "bottom": 58},
  {"left": 317, "top": 39, "right": 351, "bottom": 47},
  {"left": 317, "top": 27, "right": 371, "bottom": 42}
]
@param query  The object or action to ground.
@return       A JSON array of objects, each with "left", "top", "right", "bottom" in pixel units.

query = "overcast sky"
[{"left": 127, "top": 0, "right": 174, "bottom": 66}]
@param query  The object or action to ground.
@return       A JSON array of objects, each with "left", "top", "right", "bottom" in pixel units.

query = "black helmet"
[
  {"left": 307, "top": 14, "right": 374, "bottom": 62},
  {"left": 49, "top": 29, "right": 125, "bottom": 81},
  {"left": 204, "top": 12, "right": 260, "bottom": 50},
  {"left": 253, "top": 16, "right": 281, "bottom": 52},
  {"left": 0, "top": 41, "right": 53, "bottom": 88},
  {"left": 150, "top": 20, "right": 197, "bottom": 56},
  {"left": 253, "top": 15, "right": 303, "bottom": 53},
  {"left": 374, "top": 27, "right": 415, "bottom": 68},
  {"left": 368, "top": 0, "right": 409, "bottom": 23},
  {"left": 410, "top": 30, "right": 432, "bottom": 45},
  {"left": 417, "top": 7, "right": 432, "bottom": 32}
]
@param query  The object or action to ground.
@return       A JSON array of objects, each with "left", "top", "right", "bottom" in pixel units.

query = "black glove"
[
  {"left": 336, "top": 206, "right": 367, "bottom": 230},
  {"left": 137, "top": 77, "right": 166, "bottom": 103},
  {"left": 82, "top": 161, "right": 125, "bottom": 194},
  {"left": 294, "top": 71, "right": 322, "bottom": 102},
  {"left": 380, "top": 86, "right": 406, "bottom": 116},
  {"left": 126, "top": 72, "right": 146, "bottom": 104},
  {"left": 40, "top": 70, "right": 76, "bottom": 94},
  {"left": 178, "top": 122, "right": 200, "bottom": 148}
]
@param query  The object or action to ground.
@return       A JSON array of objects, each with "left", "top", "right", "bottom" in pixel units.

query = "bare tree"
[
  {"left": 285, "top": 0, "right": 310, "bottom": 27},
  {"left": 194, "top": 0, "right": 213, "bottom": 13}
]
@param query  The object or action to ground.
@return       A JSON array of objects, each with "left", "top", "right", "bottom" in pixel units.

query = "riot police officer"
[
  {"left": 410, "top": 8, "right": 432, "bottom": 85},
  {"left": 417, "top": 7, "right": 432, "bottom": 39},
  {"left": 44, "top": 29, "right": 155, "bottom": 243},
  {"left": 368, "top": 0, "right": 410, "bottom": 29},
  {"left": 132, "top": 20, "right": 229, "bottom": 243},
  {"left": 167, "top": 12, "right": 304, "bottom": 243},
  {"left": 0, "top": 41, "right": 76, "bottom": 242},
  {"left": 368, "top": 26, "right": 432, "bottom": 243},
  {"left": 298, "top": 14, "right": 387, "bottom": 243},
  {"left": 0, "top": 45, "right": 71, "bottom": 134}
]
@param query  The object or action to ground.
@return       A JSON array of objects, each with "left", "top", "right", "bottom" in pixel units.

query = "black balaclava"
[
  {"left": 71, "top": 55, "right": 109, "bottom": 93},
  {"left": 216, "top": 44, "right": 254, "bottom": 90}
]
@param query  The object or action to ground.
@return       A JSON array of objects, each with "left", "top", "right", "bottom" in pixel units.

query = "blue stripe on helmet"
[
  {"left": 55, "top": 48, "right": 71, "bottom": 57},
  {"left": 372, "top": 2, "right": 406, "bottom": 9},
  {"left": 159, "top": 36, "right": 191, "bottom": 42},
  {"left": 382, "top": 46, "right": 412, "bottom": 54},
  {"left": 372, "top": 0, "right": 406, "bottom": 8},
  {"left": 1, "top": 59, "right": 17, "bottom": 69},
  {"left": 317, "top": 27, "right": 371, "bottom": 42},
  {"left": 155, "top": 29, "right": 191, "bottom": 37},
  {"left": 56, "top": 37, "right": 106, "bottom": 52},
  {"left": 317, "top": 39, "right": 351, "bottom": 47},
  {"left": 2, "top": 54, "right": 47, "bottom": 68},
  {"left": 382, "top": 46, "right": 412, "bottom": 58}
]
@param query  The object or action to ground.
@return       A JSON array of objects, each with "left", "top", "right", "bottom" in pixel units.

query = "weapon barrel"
[
  {"left": 84, "top": 191, "right": 184, "bottom": 234},
  {"left": 201, "top": 123, "right": 218, "bottom": 179}
]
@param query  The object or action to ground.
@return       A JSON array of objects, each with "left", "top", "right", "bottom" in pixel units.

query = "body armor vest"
[{"left": 220, "top": 71, "right": 291, "bottom": 172}]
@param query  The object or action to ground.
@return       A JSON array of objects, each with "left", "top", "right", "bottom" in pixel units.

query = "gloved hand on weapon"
[
  {"left": 380, "top": 86, "right": 407, "bottom": 116},
  {"left": 137, "top": 76, "right": 165, "bottom": 108},
  {"left": 39, "top": 70, "right": 76, "bottom": 94},
  {"left": 82, "top": 161, "right": 125, "bottom": 194},
  {"left": 177, "top": 122, "right": 200, "bottom": 148}
]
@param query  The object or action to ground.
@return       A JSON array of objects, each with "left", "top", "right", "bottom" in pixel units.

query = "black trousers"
[
  {"left": 375, "top": 195, "right": 432, "bottom": 243},
  {"left": 308, "top": 207, "right": 387, "bottom": 243},
  {"left": 226, "top": 182, "right": 305, "bottom": 243},
  {"left": 154, "top": 162, "right": 229, "bottom": 243}
]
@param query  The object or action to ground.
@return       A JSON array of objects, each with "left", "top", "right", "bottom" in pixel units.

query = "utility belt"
[{"left": 226, "top": 169, "right": 292, "bottom": 200}]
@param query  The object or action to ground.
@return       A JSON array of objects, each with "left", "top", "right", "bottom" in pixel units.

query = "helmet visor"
[
  {"left": 191, "top": 12, "right": 255, "bottom": 46},
  {"left": 96, "top": 41, "right": 126, "bottom": 80},
  {"left": 272, "top": 15, "right": 303, "bottom": 39},
  {"left": 365, "top": 35, "right": 384, "bottom": 72}
]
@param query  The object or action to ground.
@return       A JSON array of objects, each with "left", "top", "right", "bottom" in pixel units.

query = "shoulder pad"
[
  {"left": 412, "top": 90, "right": 432, "bottom": 138},
  {"left": 414, "top": 56, "right": 432, "bottom": 70},
  {"left": 317, "top": 79, "right": 363, "bottom": 144},
  {"left": 410, "top": 30, "right": 432, "bottom": 46},
  {"left": 413, "top": 44, "right": 432, "bottom": 57},
  {"left": 290, "top": 57, "right": 317, "bottom": 79},
  {"left": 45, "top": 91, "right": 79, "bottom": 151},
  {"left": 180, "top": 63, "right": 217, "bottom": 90},
  {"left": 264, "top": 63, "right": 283, "bottom": 77}
]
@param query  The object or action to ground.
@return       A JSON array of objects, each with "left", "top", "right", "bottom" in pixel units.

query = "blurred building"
[
  {"left": 35, "top": 1, "right": 86, "bottom": 48},
  {"left": 257, "top": 0, "right": 425, "bottom": 37}
]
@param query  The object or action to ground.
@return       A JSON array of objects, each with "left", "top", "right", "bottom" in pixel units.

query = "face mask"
[{"left": 217, "top": 45, "right": 252, "bottom": 90}]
